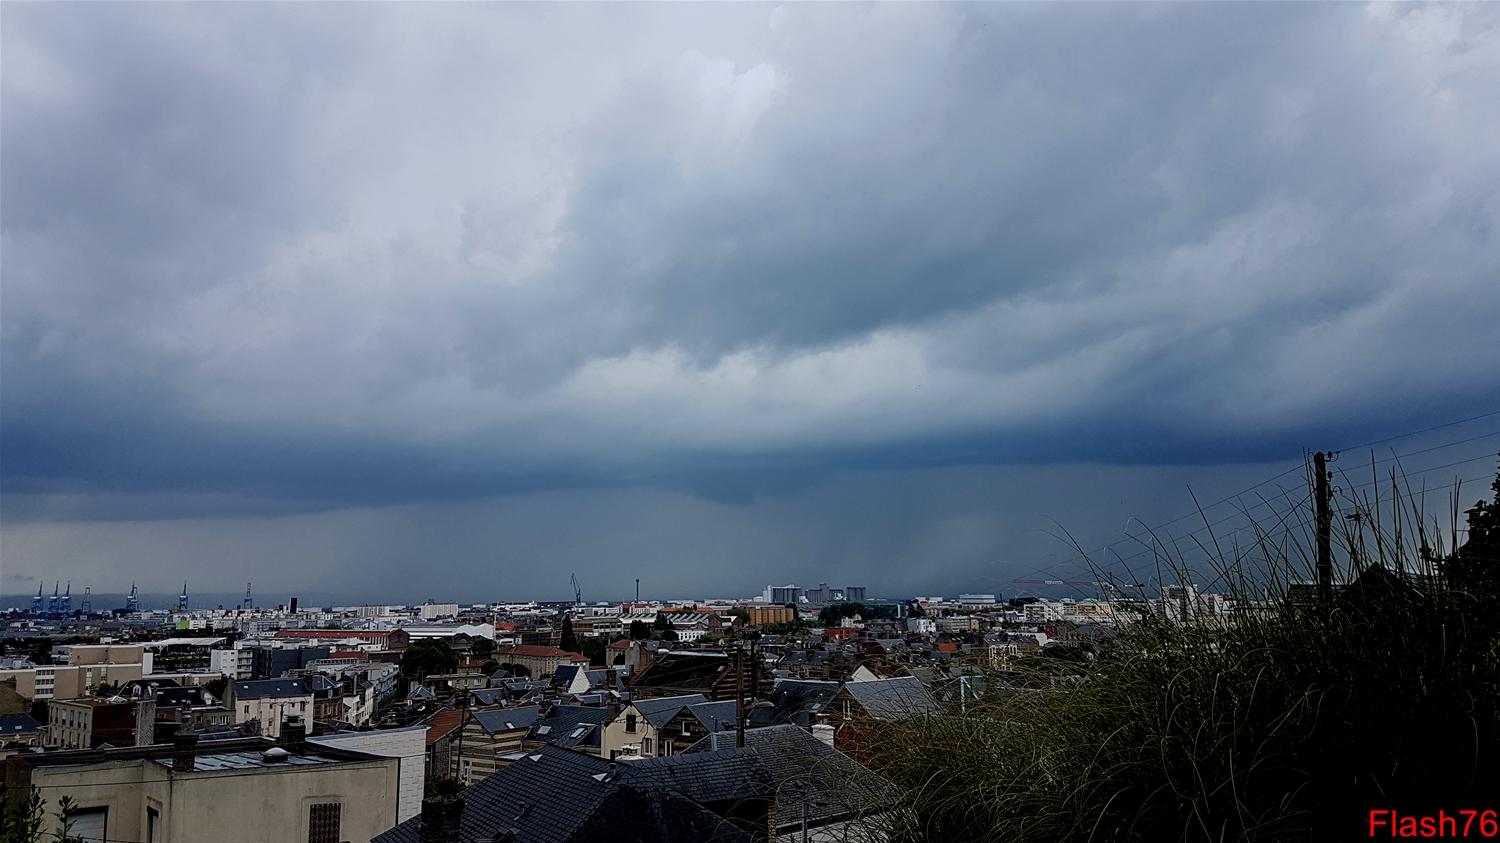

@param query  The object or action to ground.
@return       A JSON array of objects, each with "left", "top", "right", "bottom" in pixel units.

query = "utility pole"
[
  {"left": 1315, "top": 451, "right": 1333, "bottom": 607},
  {"left": 734, "top": 645, "right": 746, "bottom": 748}
]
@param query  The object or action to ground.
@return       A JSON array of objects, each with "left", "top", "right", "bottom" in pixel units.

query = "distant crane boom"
[{"left": 570, "top": 572, "right": 582, "bottom": 606}]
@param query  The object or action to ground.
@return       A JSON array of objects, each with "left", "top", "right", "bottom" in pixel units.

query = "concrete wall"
[
  {"left": 309, "top": 727, "right": 425, "bottom": 823},
  {"left": 26, "top": 754, "right": 401, "bottom": 843}
]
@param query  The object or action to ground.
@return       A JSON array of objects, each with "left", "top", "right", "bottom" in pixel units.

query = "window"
[
  {"left": 147, "top": 807, "right": 159, "bottom": 843},
  {"left": 641, "top": 737, "right": 652, "bottom": 755},
  {"left": 663, "top": 740, "right": 675, "bottom": 757},
  {"left": 308, "top": 803, "right": 341, "bottom": 843},
  {"left": 70, "top": 807, "right": 107, "bottom": 842},
  {"left": 625, "top": 713, "right": 636, "bottom": 733}
]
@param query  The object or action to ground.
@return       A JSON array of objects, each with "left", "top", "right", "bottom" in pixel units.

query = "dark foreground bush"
[{"left": 861, "top": 467, "right": 1500, "bottom": 842}]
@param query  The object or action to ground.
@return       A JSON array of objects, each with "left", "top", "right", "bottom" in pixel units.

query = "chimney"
[
  {"left": 418, "top": 796, "right": 464, "bottom": 843},
  {"left": 171, "top": 730, "right": 199, "bottom": 772},
  {"left": 811, "top": 723, "right": 836, "bottom": 748},
  {"left": 280, "top": 715, "right": 306, "bottom": 751}
]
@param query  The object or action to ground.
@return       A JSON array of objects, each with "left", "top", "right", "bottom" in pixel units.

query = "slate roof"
[
  {"left": 613, "top": 748, "right": 769, "bottom": 805},
  {"left": 0, "top": 713, "right": 42, "bottom": 734},
  {"left": 842, "top": 676, "right": 938, "bottom": 720},
  {"left": 232, "top": 678, "right": 309, "bottom": 700},
  {"left": 683, "top": 724, "right": 903, "bottom": 824},
  {"left": 469, "top": 687, "right": 508, "bottom": 706},
  {"left": 684, "top": 700, "right": 739, "bottom": 732},
  {"left": 629, "top": 652, "right": 730, "bottom": 692},
  {"left": 526, "top": 705, "right": 609, "bottom": 750},
  {"left": 631, "top": 694, "right": 708, "bottom": 729},
  {"left": 372, "top": 745, "right": 754, "bottom": 843},
  {"left": 471, "top": 706, "right": 542, "bottom": 734},
  {"left": 750, "top": 679, "right": 841, "bottom": 727}
]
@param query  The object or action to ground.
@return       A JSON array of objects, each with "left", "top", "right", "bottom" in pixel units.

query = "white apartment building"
[
  {"left": 210, "top": 647, "right": 256, "bottom": 680},
  {"left": 228, "top": 679, "right": 315, "bottom": 738}
]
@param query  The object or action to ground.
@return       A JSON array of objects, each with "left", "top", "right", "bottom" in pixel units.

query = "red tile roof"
[
  {"left": 425, "top": 708, "right": 466, "bottom": 745},
  {"left": 494, "top": 644, "right": 588, "bottom": 661},
  {"left": 329, "top": 650, "right": 368, "bottom": 660}
]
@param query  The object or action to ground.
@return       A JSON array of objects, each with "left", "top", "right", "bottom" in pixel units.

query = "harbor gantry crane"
[{"left": 571, "top": 572, "right": 582, "bottom": 606}]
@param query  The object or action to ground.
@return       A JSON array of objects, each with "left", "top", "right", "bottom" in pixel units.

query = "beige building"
[
  {"left": 46, "top": 697, "right": 155, "bottom": 749},
  {"left": 0, "top": 655, "right": 150, "bottom": 702},
  {"left": 600, "top": 694, "right": 706, "bottom": 760},
  {"left": 490, "top": 644, "right": 589, "bottom": 678},
  {"left": 4, "top": 730, "right": 402, "bottom": 843},
  {"left": 227, "top": 678, "right": 314, "bottom": 738}
]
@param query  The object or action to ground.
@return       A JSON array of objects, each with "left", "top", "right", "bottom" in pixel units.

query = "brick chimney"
[
  {"left": 418, "top": 796, "right": 464, "bottom": 843},
  {"left": 280, "top": 715, "right": 306, "bottom": 751},
  {"left": 171, "top": 730, "right": 199, "bottom": 772}
]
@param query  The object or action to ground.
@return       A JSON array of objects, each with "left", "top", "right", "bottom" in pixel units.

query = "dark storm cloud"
[{"left": 2, "top": 3, "right": 1499, "bottom": 594}]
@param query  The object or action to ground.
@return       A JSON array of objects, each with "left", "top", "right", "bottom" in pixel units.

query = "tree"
[
  {"left": 652, "top": 612, "right": 672, "bottom": 640},
  {"left": 93, "top": 682, "right": 120, "bottom": 698},
  {"left": 203, "top": 676, "right": 228, "bottom": 702},
  {"left": 559, "top": 616, "right": 578, "bottom": 653},
  {"left": 629, "top": 620, "right": 649, "bottom": 640},
  {"left": 725, "top": 608, "right": 751, "bottom": 625},
  {"left": 470, "top": 637, "right": 495, "bottom": 660},
  {"left": 479, "top": 660, "right": 500, "bottom": 677},
  {"left": 400, "top": 639, "right": 458, "bottom": 679},
  {"left": 578, "top": 635, "right": 611, "bottom": 667},
  {"left": 1, "top": 790, "right": 84, "bottom": 843},
  {"left": 496, "top": 662, "right": 531, "bottom": 678},
  {"left": 819, "top": 602, "right": 866, "bottom": 627}
]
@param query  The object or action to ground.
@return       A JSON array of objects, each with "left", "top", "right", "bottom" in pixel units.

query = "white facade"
[
  {"left": 231, "top": 694, "right": 315, "bottom": 737},
  {"left": 210, "top": 648, "right": 255, "bottom": 680},
  {"left": 418, "top": 603, "right": 460, "bottom": 620},
  {"left": 309, "top": 726, "right": 426, "bottom": 824},
  {"left": 1024, "top": 601, "right": 1065, "bottom": 623}
]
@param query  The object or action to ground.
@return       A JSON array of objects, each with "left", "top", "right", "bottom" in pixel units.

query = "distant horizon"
[{"left": 0, "top": 589, "right": 909, "bottom": 612}]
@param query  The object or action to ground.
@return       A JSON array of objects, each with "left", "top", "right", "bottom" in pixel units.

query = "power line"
[
  {"left": 1008, "top": 408, "right": 1500, "bottom": 585},
  {"left": 1019, "top": 443, "right": 1499, "bottom": 588},
  {"left": 1335, "top": 408, "right": 1500, "bottom": 453}
]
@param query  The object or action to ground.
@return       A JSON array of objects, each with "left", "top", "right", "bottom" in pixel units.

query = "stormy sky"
[{"left": 3, "top": 3, "right": 1499, "bottom": 604}]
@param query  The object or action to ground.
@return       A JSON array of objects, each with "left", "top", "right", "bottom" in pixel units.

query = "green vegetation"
[
  {"left": 469, "top": 636, "right": 495, "bottom": 660},
  {"left": 559, "top": 616, "right": 578, "bottom": 653},
  {"left": 399, "top": 639, "right": 458, "bottom": 679},
  {"left": 2, "top": 791, "right": 84, "bottom": 843},
  {"left": 818, "top": 601, "right": 866, "bottom": 626},
  {"left": 863, "top": 464, "right": 1500, "bottom": 842},
  {"left": 576, "top": 635, "right": 619, "bottom": 666}
]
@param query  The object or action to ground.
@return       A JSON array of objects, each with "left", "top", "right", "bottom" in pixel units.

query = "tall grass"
[{"left": 859, "top": 461, "right": 1500, "bottom": 842}]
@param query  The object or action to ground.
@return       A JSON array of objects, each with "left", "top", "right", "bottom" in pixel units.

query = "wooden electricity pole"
[{"left": 1315, "top": 451, "right": 1333, "bottom": 607}]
